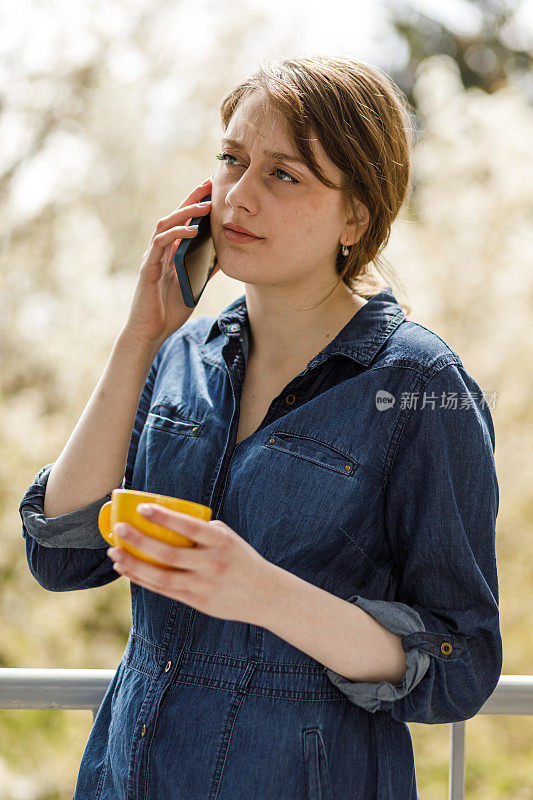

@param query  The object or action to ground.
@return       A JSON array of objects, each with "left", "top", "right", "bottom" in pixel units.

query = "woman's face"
[{"left": 210, "top": 91, "right": 364, "bottom": 294}]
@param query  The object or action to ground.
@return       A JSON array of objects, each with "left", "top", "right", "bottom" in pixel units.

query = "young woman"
[{"left": 20, "top": 55, "right": 502, "bottom": 800}]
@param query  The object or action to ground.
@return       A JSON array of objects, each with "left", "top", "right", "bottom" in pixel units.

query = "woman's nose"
[{"left": 224, "top": 178, "right": 259, "bottom": 213}]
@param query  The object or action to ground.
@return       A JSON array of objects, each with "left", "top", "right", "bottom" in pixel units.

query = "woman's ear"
[
  {"left": 344, "top": 201, "right": 370, "bottom": 246},
  {"left": 356, "top": 202, "right": 370, "bottom": 231}
]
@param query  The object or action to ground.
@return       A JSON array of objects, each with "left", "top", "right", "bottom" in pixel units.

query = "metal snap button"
[
  {"left": 441, "top": 642, "right": 453, "bottom": 655},
  {"left": 141, "top": 724, "right": 147, "bottom": 737},
  {"left": 192, "top": 427, "right": 198, "bottom": 433},
  {"left": 284, "top": 393, "right": 296, "bottom": 405},
  {"left": 165, "top": 661, "right": 172, "bottom": 673},
  {"left": 269, "top": 437, "right": 276, "bottom": 444},
  {"left": 344, "top": 465, "right": 352, "bottom": 472}
]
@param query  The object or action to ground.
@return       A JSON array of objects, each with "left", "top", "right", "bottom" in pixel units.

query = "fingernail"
[
  {"left": 114, "top": 522, "right": 128, "bottom": 535},
  {"left": 186, "top": 225, "right": 199, "bottom": 231},
  {"left": 138, "top": 504, "right": 153, "bottom": 516}
]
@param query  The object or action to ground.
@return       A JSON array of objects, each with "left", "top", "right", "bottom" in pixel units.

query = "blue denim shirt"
[{"left": 19, "top": 287, "right": 502, "bottom": 800}]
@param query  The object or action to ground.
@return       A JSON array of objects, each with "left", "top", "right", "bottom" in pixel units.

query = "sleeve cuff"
[
  {"left": 323, "top": 594, "right": 431, "bottom": 713},
  {"left": 19, "top": 463, "right": 116, "bottom": 549}
]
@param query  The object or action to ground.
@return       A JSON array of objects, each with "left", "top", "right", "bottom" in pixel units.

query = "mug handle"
[{"left": 98, "top": 501, "right": 117, "bottom": 547}]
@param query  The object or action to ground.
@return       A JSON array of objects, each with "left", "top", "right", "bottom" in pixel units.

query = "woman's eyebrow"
[{"left": 220, "top": 137, "right": 308, "bottom": 166}]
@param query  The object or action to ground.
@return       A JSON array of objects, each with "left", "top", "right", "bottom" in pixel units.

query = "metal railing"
[{"left": 0, "top": 670, "right": 532, "bottom": 800}]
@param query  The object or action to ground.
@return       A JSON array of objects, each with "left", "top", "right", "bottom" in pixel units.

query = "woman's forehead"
[{"left": 225, "top": 93, "right": 290, "bottom": 146}]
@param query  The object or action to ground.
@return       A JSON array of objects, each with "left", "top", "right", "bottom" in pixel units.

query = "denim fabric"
[{"left": 19, "top": 287, "right": 502, "bottom": 799}]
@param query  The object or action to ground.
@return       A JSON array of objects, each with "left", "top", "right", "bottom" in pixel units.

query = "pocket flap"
[
  {"left": 147, "top": 404, "right": 202, "bottom": 437},
  {"left": 265, "top": 430, "right": 359, "bottom": 477}
]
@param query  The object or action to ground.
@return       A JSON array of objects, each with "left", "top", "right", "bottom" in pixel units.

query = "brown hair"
[{"left": 219, "top": 54, "right": 415, "bottom": 314}]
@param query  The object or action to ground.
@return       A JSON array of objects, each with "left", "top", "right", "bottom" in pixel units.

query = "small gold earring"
[{"left": 341, "top": 243, "right": 350, "bottom": 256}]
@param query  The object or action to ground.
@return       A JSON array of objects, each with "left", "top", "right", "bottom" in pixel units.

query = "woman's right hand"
[{"left": 123, "top": 178, "right": 217, "bottom": 347}]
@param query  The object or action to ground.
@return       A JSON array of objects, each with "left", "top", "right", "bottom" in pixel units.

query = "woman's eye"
[
  {"left": 272, "top": 167, "right": 298, "bottom": 184},
  {"left": 216, "top": 152, "right": 239, "bottom": 166},
  {"left": 215, "top": 152, "right": 298, "bottom": 184}
]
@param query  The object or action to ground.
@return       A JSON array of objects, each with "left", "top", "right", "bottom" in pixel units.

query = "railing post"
[{"left": 449, "top": 721, "right": 466, "bottom": 800}]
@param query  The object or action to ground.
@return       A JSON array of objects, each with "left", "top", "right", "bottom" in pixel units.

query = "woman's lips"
[{"left": 223, "top": 227, "right": 263, "bottom": 243}]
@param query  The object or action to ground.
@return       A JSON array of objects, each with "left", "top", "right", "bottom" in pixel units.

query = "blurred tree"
[{"left": 385, "top": 0, "right": 532, "bottom": 102}]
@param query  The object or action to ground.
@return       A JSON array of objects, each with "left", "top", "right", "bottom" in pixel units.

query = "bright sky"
[
  {"left": 261, "top": 0, "right": 453, "bottom": 58},
  {"left": 242, "top": 0, "right": 532, "bottom": 62}
]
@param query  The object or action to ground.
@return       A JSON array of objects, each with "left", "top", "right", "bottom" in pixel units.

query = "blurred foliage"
[
  {"left": 387, "top": 0, "right": 533, "bottom": 101},
  {"left": 1, "top": 0, "right": 533, "bottom": 797}
]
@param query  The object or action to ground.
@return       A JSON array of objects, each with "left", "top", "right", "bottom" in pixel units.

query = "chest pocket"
[
  {"left": 265, "top": 430, "right": 359, "bottom": 477},
  {"left": 135, "top": 401, "right": 212, "bottom": 500},
  {"left": 146, "top": 403, "right": 204, "bottom": 438},
  {"left": 237, "top": 429, "right": 368, "bottom": 568}
]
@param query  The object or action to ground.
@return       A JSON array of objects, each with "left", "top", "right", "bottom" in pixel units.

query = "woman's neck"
[{"left": 245, "top": 288, "right": 367, "bottom": 372}]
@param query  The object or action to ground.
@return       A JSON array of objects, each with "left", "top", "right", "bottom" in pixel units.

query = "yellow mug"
[{"left": 98, "top": 489, "right": 212, "bottom": 568}]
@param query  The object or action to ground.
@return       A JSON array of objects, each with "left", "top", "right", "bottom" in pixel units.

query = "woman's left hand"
[{"left": 106, "top": 503, "right": 272, "bottom": 625}]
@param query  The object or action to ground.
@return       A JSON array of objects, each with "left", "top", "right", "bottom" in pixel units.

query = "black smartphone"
[{"left": 173, "top": 192, "right": 218, "bottom": 308}]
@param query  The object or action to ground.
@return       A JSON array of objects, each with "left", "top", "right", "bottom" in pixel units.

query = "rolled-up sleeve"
[
  {"left": 19, "top": 462, "right": 117, "bottom": 549},
  {"left": 325, "top": 362, "right": 503, "bottom": 724},
  {"left": 19, "top": 337, "right": 168, "bottom": 591}
]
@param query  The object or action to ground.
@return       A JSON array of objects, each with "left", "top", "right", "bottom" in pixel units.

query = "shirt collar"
[{"left": 202, "top": 286, "right": 406, "bottom": 367}]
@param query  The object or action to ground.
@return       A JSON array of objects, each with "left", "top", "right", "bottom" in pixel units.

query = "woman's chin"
[
  {"left": 215, "top": 244, "right": 289, "bottom": 285},
  {"left": 215, "top": 256, "right": 266, "bottom": 283}
]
